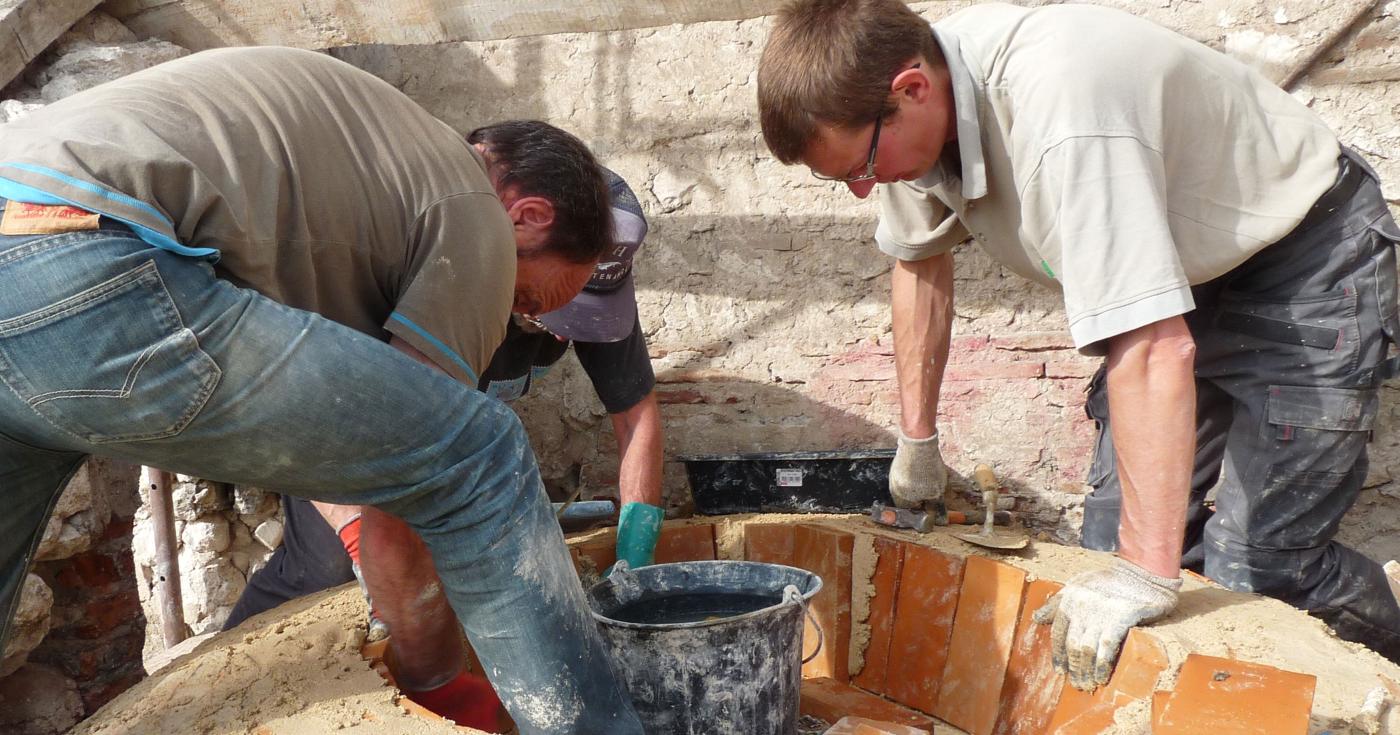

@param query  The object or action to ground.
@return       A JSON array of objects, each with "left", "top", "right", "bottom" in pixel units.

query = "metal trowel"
[{"left": 954, "top": 464, "right": 1029, "bottom": 550}]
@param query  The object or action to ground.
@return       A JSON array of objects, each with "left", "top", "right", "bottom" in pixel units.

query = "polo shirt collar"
[{"left": 915, "top": 26, "right": 988, "bottom": 201}]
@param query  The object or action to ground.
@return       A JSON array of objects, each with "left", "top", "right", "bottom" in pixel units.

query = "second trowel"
[{"left": 954, "top": 464, "right": 1029, "bottom": 550}]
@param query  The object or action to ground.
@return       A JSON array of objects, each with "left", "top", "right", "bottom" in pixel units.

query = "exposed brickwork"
[{"left": 31, "top": 511, "right": 146, "bottom": 718}]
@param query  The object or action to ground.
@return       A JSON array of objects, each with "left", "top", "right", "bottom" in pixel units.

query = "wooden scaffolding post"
[{"left": 143, "top": 466, "right": 187, "bottom": 648}]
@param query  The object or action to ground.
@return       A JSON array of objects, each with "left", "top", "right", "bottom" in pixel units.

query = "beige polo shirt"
[
  {"left": 876, "top": 3, "right": 1340, "bottom": 355},
  {"left": 0, "top": 46, "right": 512, "bottom": 384}
]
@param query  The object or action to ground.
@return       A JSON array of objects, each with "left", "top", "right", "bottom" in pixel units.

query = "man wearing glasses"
[{"left": 757, "top": 0, "right": 1400, "bottom": 690}]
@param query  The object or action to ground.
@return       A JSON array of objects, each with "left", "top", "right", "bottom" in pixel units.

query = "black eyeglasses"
[{"left": 813, "top": 114, "right": 883, "bottom": 183}]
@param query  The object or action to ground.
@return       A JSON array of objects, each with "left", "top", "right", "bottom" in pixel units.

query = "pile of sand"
[{"left": 71, "top": 586, "right": 478, "bottom": 735}]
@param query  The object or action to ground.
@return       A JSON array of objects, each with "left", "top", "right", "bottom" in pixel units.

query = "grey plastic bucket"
[{"left": 588, "top": 560, "right": 823, "bottom": 735}]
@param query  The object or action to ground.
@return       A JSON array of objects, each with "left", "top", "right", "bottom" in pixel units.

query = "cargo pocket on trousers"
[
  {"left": 0, "top": 260, "right": 221, "bottom": 444},
  {"left": 1369, "top": 216, "right": 1400, "bottom": 345},
  {"left": 1253, "top": 385, "right": 1378, "bottom": 548},
  {"left": 1265, "top": 384, "right": 1377, "bottom": 472}
]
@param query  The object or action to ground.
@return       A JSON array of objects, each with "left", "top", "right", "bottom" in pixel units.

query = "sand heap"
[{"left": 69, "top": 586, "right": 479, "bottom": 735}]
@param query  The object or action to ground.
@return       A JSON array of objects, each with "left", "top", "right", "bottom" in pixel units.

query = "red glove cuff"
[
  {"left": 405, "top": 669, "right": 502, "bottom": 730},
  {"left": 335, "top": 514, "right": 362, "bottom": 565}
]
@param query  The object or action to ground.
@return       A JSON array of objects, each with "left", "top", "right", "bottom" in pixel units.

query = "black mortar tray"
[{"left": 678, "top": 449, "right": 896, "bottom": 515}]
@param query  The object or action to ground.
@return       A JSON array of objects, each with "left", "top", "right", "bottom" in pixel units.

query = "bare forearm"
[
  {"left": 310, "top": 500, "right": 361, "bottom": 531},
  {"left": 1105, "top": 317, "right": 1196, "bottom": 579},
  {"left": 611, "top": 391, "right": 664, "bottom": 507},
  {"left": 892, "top": 253, "right": 955, "bottom": 438}
]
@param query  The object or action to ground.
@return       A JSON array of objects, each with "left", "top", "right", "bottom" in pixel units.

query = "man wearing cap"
[{"left": 221, "top": 169, "right": 665, "bottom": 727}]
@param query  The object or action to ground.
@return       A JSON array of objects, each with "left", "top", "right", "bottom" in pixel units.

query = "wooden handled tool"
[
  {"left": 954, "top": 464, "right": 1029, "bottom": 550},
  {"left": 869, "top": 501, "right": 1012, "bottom": 533}
]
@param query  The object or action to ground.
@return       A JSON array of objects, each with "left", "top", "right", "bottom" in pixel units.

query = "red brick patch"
[{"left": 944, "top": 362, "right": 1047, "bottom": 382}]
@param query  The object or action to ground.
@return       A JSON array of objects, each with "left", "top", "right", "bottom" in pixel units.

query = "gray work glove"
[
  {"left": 1033, "top": 558, "right": 1181, "bottom": 691},
  {"left": 888, "top": 429, "right": 949, "bottom": 509}
]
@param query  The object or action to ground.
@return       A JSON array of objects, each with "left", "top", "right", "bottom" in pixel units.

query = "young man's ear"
[{"left": 891, "top": 62, "right": 932, "bottom": 105}]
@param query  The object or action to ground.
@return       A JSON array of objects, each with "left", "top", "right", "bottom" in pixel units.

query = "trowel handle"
[
  {"left": 972, "top": 464, "right": 999, "bottom": 493},
  {"left": 973, "top": 464, "right": 999, "bottom": 536}
]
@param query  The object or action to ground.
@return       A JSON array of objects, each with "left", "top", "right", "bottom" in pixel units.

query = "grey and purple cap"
[{"left": 536, "top": 168, "right": 647, "bottom": 343}]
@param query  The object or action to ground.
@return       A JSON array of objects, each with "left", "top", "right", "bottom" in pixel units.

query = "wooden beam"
[
  {"left": 0, "top": 0, "right": 104, "bottom": 90},
  {"left": 103, "top": 0, "right": 793, "bottom": 50}
]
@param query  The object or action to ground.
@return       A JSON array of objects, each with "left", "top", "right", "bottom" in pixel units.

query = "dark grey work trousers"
[{"left": 1081, "top": 149, "right": 1400, "bottom": 662}]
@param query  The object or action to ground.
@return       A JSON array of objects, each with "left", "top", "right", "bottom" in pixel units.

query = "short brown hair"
[{"left": 757, "top": 0, "right": 942, "bottom": 164}]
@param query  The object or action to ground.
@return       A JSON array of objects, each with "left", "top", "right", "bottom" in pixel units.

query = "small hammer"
[{"left": 869, "top": 501, "right": 1011, "bottom": 533}]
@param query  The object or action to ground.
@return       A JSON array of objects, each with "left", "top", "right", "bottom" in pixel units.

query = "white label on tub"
[{"left": 776, "top": 469, "right": 804, "bottom": 487}]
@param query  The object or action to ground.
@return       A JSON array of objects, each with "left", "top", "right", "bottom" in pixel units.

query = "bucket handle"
[{"left": 785, "top": 585, "right": 824, "bottom": 665}]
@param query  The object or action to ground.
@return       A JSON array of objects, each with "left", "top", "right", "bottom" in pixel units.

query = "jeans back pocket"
[{"left": 0, "top": 259, "right": 221, "bottom": 444}]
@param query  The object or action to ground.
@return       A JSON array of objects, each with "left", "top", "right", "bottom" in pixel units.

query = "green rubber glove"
[{"left": 615, "top": 501, "right": 664, "bottom": 570}]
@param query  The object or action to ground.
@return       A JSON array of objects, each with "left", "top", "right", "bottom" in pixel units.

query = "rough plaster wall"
[{"left": 330, "top": 1, "right": 1400, "bottom": 556}]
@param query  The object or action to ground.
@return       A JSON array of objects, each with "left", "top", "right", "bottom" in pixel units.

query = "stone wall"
[
  {"left": 0, "top": 459, "right": 143, "bottom": 735},
  {"left": 129, "top": 479, "right": 281, "bottom": 648}
]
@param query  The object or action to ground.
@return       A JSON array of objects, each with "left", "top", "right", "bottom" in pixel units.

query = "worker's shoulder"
[
  {"left": 184, "top": 45, "right": 340, "bottom": 66},
  {"left": 940, "top": 3, "right": 1187, "bottom": 64},
  {"left": 164, "top": 46, "right": 378, "bottom": 86}
]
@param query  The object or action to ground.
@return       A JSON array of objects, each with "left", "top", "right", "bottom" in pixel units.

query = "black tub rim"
[{"left": 587, "top": 559, "right": 823, "bottom": 632}]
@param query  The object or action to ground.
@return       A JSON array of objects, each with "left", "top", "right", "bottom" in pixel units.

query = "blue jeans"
[{"left": 0, "top": 211, "right": 643, "bottom": 734}]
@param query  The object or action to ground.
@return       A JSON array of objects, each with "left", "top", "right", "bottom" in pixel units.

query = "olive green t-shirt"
[{"left": 0, "top": 46, "right": 512, "bottom": 384}]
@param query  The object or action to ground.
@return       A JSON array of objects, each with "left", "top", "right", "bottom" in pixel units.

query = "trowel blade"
[{"left": 953, "top": 529, "right": 1029, "bottom": 550}]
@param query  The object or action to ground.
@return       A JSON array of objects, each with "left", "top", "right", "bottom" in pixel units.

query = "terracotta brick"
[
  {"left": 1107, "top": 629, "right": 1168, "bottom": 700},
  {"left": 1049, "top": 692, "right": 1136, "bottom": 735},
  {"left": 744, "top": 523, "right": 795, "bottom": 566},
  {"left": 1153, "top": 654, "right": 1316, "bottom": 735},
  {"left": 823, "top": 716, "right": 931, "bottom": 735},
  {"left": 652, "top": 523, "right": 717, "bottom": 563},
  {"left": 1152, "top": 690, "right": 1170, "bottom": 723},
  {"left": 852, "top": 537, "right": 905, "bottom": 693},
  {"left": 1044, "top": 628, "right": 1169, "bottom": 731},
  {"left": 360, "top": 638, "right": 389, "bottom": 664},
  {"left": 568, "top": 533, "right": 617, "bottom": 577},
  {"left": 883, "top": 544, "right": 965, "bottom": 712},
  {"left": 933, "top": 556, "right": 1027, "bottom": 735},
  {"left": 800, "top": 677, "right": 937, "bottom": 731},
  {"left": 55, "top": 553, "right": 119, "bottom": 589},
  {"left": 794, "top": 524, "right": 855, "bottom": 681},
  {"left": 993, "top": 580, "right": 1065, "bottom": 735}
]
